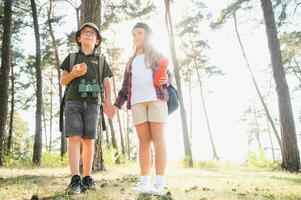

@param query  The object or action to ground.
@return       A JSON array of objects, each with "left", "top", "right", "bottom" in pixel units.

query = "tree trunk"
[
  {"left": 112, "top": 76, "right": 125, "bottom": 155},
  {"left": 105, "top": 124, "right": 109, "bottom": 144},
  {"left": 93, "top": 116, "right": 105, "bottom": 171},
  {"left": 47, "top": 0, "right": 66, "bottom": 156},
  {"left": 267, "top": 115, "right": 276, "bottom": 161},
  {"left": 233, "top": 10, "right": 283, "bottom": 152},
  {"left": 7, "top": 62, "right": 14, "bottom": 155},
  {"left": 108, "top": 117, "right": 120, "bottom": 164},
  {"left": 126, "top": 109, "right": 130, "bottom": 159},
  {"left": 42, "top": 107, "right": 48, "bottom": 151},
  {"left": 123, "top": 109, "right": 127, "bottom": 155},
  {"left": 187, "top": 32, "right": 219, "bottom": 160},
  {"left": 0, "top": 0, "right": 13, "bottom": 167},
  {"left": 76, "top": 6, "right": 80, "bottom": 29},
  {"left": 49, "top": 67, "right": 53, "bottom": 152},
  {"left": 31, "top": 0, "right": 43, "bottom": 166},
  {"left": 117, "top": 112, "right": 125, "bottom": 155},
  {"left": 164, "top": 0, "right": 193, "bottom": 167},
  {"left": 253, "top": 102, "right": 262, "bottom": 150},
  {"left": 188, "top": 79, "right": 193, "bottom": 140},
  {"left": 80, "top": 0, "right": 101, "bottom": 26},
  {"left": 260, "top": 0, "right": 300, "bottom": 171}
]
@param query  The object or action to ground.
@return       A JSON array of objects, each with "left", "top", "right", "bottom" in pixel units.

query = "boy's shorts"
[
  {"left": 131, "top": 100, "right": 168, "bottom": 126},
  {"left": 64, "top": 100, "right": 100, "bottom": 139}
]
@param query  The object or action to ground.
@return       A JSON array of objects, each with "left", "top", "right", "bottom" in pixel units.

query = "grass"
[{"left": 0, "top": 163, "right": 301, "bottom": 200}]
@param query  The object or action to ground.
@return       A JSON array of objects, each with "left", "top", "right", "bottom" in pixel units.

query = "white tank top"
[{"left": 131, "top": 54, "right": 157, "bottom": 105}]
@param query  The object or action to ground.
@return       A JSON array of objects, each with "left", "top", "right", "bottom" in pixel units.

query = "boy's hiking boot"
[
  {"left": 66, "top": 175, "right": 82, "bottom": 195},
  {"left": 82, "top": 176, "right": 99, "bottom": 191}
]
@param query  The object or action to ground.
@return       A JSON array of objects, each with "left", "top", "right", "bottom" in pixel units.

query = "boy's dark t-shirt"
[{"left": 60, "top": 51, "right": 113, "bottom": 105}]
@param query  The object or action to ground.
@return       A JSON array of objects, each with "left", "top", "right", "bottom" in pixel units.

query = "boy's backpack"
[{"left": 59, "top": 53, "right": 106, "bottom": 132}]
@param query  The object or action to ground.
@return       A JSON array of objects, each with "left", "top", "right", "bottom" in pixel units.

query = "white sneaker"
[
  {"left": 132, "top": 181, "right": 153, "bottom": 194},
  {"left": 150, "top": 184, "right": 165, "bottom": 195}
]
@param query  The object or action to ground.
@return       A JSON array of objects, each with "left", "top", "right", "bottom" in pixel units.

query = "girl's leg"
[
  {"left": 135, "top": 122, "right": 152, "bottom": 176},
  {"left": 82, "top": 138, "right": 95, "bottom": 177},
  {"left": 68, "top": 136, "right": 82, "bottom": 176},
  {"left": 149, "top": 122, "right": 167, "bottom": 176}
]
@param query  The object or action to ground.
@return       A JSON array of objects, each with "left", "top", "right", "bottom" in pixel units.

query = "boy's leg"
[
  {"left": 68, "top": 135, "right": 82, "bottom": 176},
  {"left": 82, "top": 138, "right": 95, "bottom": 177},
  {"left": 81, "top": 138, "right": 99, "bottom": 191},
  {"left": 82, "top": 102, "right": 99, "bottom": 177}
]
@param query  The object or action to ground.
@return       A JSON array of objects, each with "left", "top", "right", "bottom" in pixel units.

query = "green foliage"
[
  {"left": 122, "top": 0, "right": 156, "bottom": 20},
  {"left": 41, "top": 152, "right": 68, "bottom": 168},
  {"left": 3, "top": 152, "right": 33, "bottom": 168},
  {"left": 3, "top": 151, "right": 68, "bottom": 168},
  {"left": 102, "top": 0, "right": 156, "bottom": 30},
  {"left": 102, "top": 144, "right": 116, "bottom": 167},
  {"left": 280, "top": 31, "right": 301, "bottom": 90},
  {"left": 211, "top": 0, "right": 252, "bottom": 29},
  {"left": 180, "top": 156, "right": 193, "bottom": 167},
  {"left": 281, "top": 31, "right": 301, "bottom": 63},
  {"left": 176, "top": 3, "right": 223, "bottom": 85},
  {"left": 245, "top": 150, "right": 281, "bottom": 170},
  {"left": 195, "top": 160, "right": 238, "bottom": 170}
]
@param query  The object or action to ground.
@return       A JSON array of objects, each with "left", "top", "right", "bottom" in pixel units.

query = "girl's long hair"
[{"left": 125, "top": 28, "right": 159, "bottom": 73}]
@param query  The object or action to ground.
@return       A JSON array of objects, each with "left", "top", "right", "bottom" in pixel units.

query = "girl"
[{"left": 114, "top": 22, "right": 172, "bottom": 195}]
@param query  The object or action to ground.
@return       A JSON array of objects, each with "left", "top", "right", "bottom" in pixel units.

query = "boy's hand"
[
  {"left": 104, "top": 101, "right": 115, "bottom": 119},
  {"left": 113, "top": 106, "right": 118, "bottom": 116},
  {"left": 157, "top": 74, "right": 168, "bottom": 86},
  {"left": 71, "top": 63, "right": 87, "bottom": 77}
]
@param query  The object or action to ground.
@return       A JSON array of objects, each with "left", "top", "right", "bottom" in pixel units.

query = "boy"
[{"left": 60, "top": 22, "right": 115, "bottom": 194}]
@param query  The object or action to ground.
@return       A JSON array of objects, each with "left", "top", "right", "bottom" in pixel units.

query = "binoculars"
[{"left": 78, "top": 79, "right": 100, "bottom": 98}]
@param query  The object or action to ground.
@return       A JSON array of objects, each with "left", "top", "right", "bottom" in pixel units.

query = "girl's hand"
[
  {"left": 157, "top": 74, "right": 168, "bottom": 86},
  {"left": 72, "top": 63, "right": 87, "bottom": 77}
]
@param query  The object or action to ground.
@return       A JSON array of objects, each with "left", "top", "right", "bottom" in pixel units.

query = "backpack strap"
[
  {"left": 96, "top": 54, "right": 105, "bottom": 101},
  {"left": 97, "top": 54, "right": 106, "bottom": 131},
  {"left": 69, "top": 53, "right": 76, "bottom": 73},
  {"left": 97, "top": 54, "right": 105, "bottom": 85}
]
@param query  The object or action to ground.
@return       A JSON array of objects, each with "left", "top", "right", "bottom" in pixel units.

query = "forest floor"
[{"left": 0, "top": 163, "right": 301, "bottom": 200}]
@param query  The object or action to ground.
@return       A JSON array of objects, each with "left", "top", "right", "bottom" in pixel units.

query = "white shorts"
[{"left": 131, "top": 100, "right": 168, "bottom": 126}]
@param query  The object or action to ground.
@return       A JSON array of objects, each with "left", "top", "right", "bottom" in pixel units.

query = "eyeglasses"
[{"left": 81, "top": 30, "right": 97, "bottom": 36}]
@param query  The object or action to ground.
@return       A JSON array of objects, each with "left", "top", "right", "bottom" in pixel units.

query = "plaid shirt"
[{"left": 114, "top": 54, "right": 172, "bottom": 110}]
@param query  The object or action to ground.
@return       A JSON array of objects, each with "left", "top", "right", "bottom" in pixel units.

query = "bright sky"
[{"left": 18, "top": 0, "right": 301, "bottom": 163}]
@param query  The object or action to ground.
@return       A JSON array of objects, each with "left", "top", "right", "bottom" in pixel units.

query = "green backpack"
[{"left": 59, "top": 53, "right": 106, "bottom": 132}]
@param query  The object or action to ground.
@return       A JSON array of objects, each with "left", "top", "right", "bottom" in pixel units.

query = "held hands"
[
  {"left": 103, "top": 101, "right": 117, "bottom": 119},
  {"left": 72, "top": 63, "right": 87, "bottom": 77}
]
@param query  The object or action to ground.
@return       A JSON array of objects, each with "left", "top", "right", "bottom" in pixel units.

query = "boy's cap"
[
  {"left": 75, "top": 22, "right": 102, "bottom": 48},
  {"left": 132, "top": 22, "right": 152, "bottom": 34}
]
